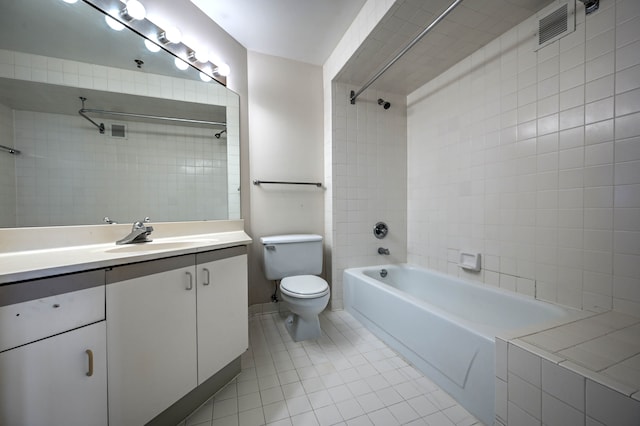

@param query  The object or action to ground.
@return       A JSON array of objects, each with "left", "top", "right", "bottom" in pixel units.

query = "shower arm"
[
  {"left": 349, "top": 0, "right": 465, "bottom": 104},
  {"left": 79, "top": 108, "right": 105, "bottom": 134}
]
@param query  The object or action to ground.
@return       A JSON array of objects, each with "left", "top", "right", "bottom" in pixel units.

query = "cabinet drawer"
[{"left": 0, "top": 285, "right": 105, "bottom": 352}]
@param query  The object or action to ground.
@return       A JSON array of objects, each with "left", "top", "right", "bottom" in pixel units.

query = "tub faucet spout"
[
  {"left": 116, "top": 217, "right": 153, "bottom": 245},
  {"left": 378, "top": 247, "right": 390, "bottom": 255}
]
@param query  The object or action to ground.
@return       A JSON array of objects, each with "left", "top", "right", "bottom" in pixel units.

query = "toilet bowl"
[
  {"left": 261, "top": 234, "right": 329, "bottom": 342},
  {"left": 279, "top": 275, "right": 330, "bottom": 342}
]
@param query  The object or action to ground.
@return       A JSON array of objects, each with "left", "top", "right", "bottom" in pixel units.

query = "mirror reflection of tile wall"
[
  {"left": 0, "top": 103, "right": 16, "bottom": 227},
  {"left": 0, "top": 49, "right": 240, "bottom": 227}
]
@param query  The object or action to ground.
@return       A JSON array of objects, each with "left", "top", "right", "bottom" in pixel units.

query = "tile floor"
[{"left": 178, "top": 310, "right": 481, "bottom": 426}]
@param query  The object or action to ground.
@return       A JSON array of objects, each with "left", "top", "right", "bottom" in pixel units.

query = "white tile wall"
[
  {"left": 406, "top": 0, "right": 640, "bottom": 314},
  {"left": 587, "top": 379, "right": 640, "bottom": 425},
  {"left": 0, "top": 48, "right": 241, "bottom": 225},
  {"left": 0, "top": 103, "right": 16, "bottom": 227},
  {"left": 501, "top": 339, "right": 640, "bottom": 426},
  {"left": 501, "top": 308, "right": 640, "bottom": 426},
  {"left": 330, "top": 83, "right": 408, "bottom": 309},
  {"left": 10, "top": 111, "right": 228, "bottom": 226},
  {"left": 323, "top": 0, "right": 399, "bottom": 310}
]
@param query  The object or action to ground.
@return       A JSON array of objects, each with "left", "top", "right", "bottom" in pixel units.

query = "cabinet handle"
[
  {"left": 86, "top": 349, "right": 94, "bottom": 377},
  {"left": 202, "top": 268, "right": 211, "bottom": 286},
  {"left": 185, "top": 271, "right": 193, "bottom": 290}
]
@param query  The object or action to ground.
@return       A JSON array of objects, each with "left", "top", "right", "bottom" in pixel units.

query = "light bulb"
[
  {"left": 63, "top": 0, "right": 79, "bottom": 3},
  {"left": 122, "top": 0, "right": 146, "bottom": 20},
  {"left": 144, "top": 39, "right": 161, "bottom": 52},
  {"left": 194, "top": 50, "right": 209, "bottom": 63},
  {"left": 199, "top": 72, "right": 212, "bottom": 82},
  {"left": 159, "top": 26, "right": 182, "bottom": 44},
  {"left": 105, "top": 15, "right": 125, "bottom": 31},
  {"left": 214, "top": 62, "right": 230, "bottom": 77},
  {"left": 174, "top": 57, "right": 189, "bottom": 71}
]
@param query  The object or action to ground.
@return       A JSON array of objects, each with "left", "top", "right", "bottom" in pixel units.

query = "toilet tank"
[{"left": 261, "top": 234, "right": 323, "bottom": 280}]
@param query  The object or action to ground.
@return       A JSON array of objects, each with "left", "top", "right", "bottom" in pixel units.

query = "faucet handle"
[{"left": 132, "top": 217, "right": 151, "bottom": 230}]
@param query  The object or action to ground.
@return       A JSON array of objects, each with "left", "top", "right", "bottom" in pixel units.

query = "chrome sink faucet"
[{"left": 116, "top": 217, "right": 154, "bottom": 245}]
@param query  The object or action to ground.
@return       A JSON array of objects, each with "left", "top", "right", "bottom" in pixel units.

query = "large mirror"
[{"left": 0, "top": 0, "right": 240, "bottom": 228}]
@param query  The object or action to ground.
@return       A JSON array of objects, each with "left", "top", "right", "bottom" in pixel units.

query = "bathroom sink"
[{"left": 104, "top": 241, "right": 198, "bottom": 253}]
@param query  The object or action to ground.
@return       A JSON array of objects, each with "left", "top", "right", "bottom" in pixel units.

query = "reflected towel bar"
[
  {"left": 0, "top": 144, "right": 20, "bottom": 155},
  {"left": 253, "top": 180, "right": 322, "bottom": 188}
]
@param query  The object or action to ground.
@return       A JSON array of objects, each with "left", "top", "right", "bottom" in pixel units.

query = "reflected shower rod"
[
  {"left": 80, "top": 108, "right": 226, "bottom": 127},
  {"left": 77, "top": 97, "right": 226, "bottom": 134}
]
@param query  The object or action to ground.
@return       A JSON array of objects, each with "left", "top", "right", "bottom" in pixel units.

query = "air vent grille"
[
  {"left": 535, "top": 1, "right": 575, "bottom": 51},
  {"left": 111, "top": 124, "right": 126, "bottom": 138},
  {"left": 539, "top": 4, "right": 568, "bottom": 44}
]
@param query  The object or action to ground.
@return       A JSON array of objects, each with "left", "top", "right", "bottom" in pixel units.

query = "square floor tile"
[
  {"left": 181, "top": 312, "right": 475, "bottom": 426},
  {"left": 336, "top": 398, "right": 365, "bottom": 420},
  {"left": 315, "top": 404, "right": 344, "bottom": 426}
]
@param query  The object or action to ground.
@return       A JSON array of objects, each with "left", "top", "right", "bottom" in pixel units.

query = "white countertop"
[{"left": 0, "top": 220, "right": 252, "bottom": 284}]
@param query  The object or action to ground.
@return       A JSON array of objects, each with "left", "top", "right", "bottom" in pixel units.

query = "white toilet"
[{"left": 261, "top": 234, "right": 330, "bottom": 342}]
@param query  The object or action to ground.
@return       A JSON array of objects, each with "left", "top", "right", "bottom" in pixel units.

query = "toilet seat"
[{"left": 280, "top": 275, "right": 329, "bottom": 298}]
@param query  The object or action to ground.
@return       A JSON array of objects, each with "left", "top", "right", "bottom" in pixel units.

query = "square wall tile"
[
  {"left": 542, "top": 392, "right": 585, "bottom": 426},
  {"left": 509, "top": 343, "right": 541, "bottom": 387},
  {"left": 508, "top": 401, "right": 540, "bottom": 426},
  {"left": 586, "top": 379, "right": 640, "bottom": 426},
  {"left": 508, "top": 372, "right": 541, "bottom": 420},
  {"left": 542, "top": 360, "right": 585, "bottom": 411}
]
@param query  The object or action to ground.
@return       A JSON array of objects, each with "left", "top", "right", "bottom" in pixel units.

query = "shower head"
[
  {"left": 377, "top": 98, "right": 391, "bottom": 110},
  {"left": 214, "top": 129, "right": 226, "bottom": 139},
  {"left": 577, "top": 0, "right": 599, "bottom": 14}
]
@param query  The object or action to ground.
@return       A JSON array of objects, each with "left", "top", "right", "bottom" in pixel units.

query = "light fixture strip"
[{"left": 86, "top": 0, "right": 227, "bottom": 85}]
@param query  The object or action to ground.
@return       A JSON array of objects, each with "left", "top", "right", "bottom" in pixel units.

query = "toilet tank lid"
[{"left": 260, "top": 234, "right": 322, "bottom": 245}]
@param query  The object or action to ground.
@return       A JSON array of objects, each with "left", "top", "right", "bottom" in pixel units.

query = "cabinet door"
[
  {"left": 0, "top": 321, "right": 108, "bottom": 426},
  {"left": 106, "top": 258, "right": 198, "bottom": 426},
  {"left": 197, "top": 253, "right": 248, "bottom": 383}
]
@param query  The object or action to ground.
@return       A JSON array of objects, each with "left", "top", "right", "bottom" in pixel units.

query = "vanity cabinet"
[
  {"left": 106, "top": 246, "right": 248, "bottom": 426},
  {"left": 196, "top": 248, "right": 248, "bottom": 384},
  {"left": 0, "top": 271, "right": 107, "bottom": 426}
]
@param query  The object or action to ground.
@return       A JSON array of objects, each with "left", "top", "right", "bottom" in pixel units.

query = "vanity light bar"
[{"left": 82, "top": 0, "right": 228, "bottom": 86}]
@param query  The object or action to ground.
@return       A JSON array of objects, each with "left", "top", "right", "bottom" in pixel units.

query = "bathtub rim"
[{"left": 344, "top": 263, "right": 586, "bottom": 341}]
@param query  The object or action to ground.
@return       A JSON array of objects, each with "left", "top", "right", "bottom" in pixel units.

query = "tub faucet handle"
[
  {"left": 373, "top": 222, "right": 388, "bottom": 239},
  {"left": 378, "top": 247, "right": 390, "bottom": 255}
]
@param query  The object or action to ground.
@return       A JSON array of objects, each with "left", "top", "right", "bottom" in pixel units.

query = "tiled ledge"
[{"left": 496, "top": 310, "right": 640, "bottom": 425}]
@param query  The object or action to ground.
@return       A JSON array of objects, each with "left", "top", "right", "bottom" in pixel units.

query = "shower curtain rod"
[
  {"left": 349, "top": 0, "right": 465, "bottom": 104},
  {"left": 79, "top": 108, "right": 226, "bottom": 128},
  {"left": 0, "top": 144, "right": 20, "bottom": 155}
]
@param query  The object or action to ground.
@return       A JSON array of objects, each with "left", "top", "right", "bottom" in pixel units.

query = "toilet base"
[{"left": 285, "top": 313, "right": 322, "bottom": 342}]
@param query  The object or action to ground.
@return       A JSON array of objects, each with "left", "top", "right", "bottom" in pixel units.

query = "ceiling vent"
[{"left": 535, "top": 1, "right": 575, "bottom": 50}]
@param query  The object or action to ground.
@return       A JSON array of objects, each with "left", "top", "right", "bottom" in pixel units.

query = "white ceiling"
[{"left": 190, "top": 0, "right": 367, "bottom": 65}]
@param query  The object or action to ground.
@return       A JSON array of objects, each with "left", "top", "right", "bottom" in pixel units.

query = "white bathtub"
[{"left": 343, "top": 264, "right": 574, "bottom": 425}]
